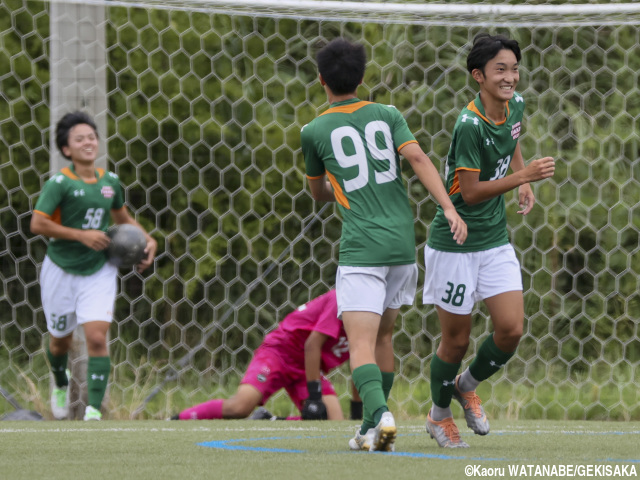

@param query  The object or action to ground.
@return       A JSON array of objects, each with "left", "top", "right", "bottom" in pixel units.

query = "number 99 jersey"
[
  {"left": 302, "top": 98, "right": 418, "bottom": 267},
  {"left": 428, "top": 92, "right": 525, "bottom": 253},
  {"left": 33, "top": 165, "right": 124, "bottom": 275}
]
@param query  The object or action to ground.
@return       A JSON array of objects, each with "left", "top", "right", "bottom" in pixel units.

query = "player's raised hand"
[{"left": 525, "top": 156, "right": 555, "bottom": 182}]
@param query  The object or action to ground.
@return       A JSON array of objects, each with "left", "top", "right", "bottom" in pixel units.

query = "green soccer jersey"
[
  {"left": 302, "top": 98, "right": 418, "bottom": 266},
  {"left": 428, "top": 92, "right": 525, "bottom": 252},
  {"left": 33, "top": 165, "right": 125, "bottom": 275}
]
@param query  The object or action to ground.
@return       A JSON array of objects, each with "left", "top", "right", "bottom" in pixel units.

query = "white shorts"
[
  {"left": 40, "top": 256, "right": 117, "bottom": 338},
  {"left": 422, "top": 244, "right": 522, "bottom": 315},
  {"left": 336, "top": 264, "right": 418, "bottom": 317}
]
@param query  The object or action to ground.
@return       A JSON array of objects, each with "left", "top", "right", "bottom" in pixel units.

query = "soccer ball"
[{"left": 107, "top": 224, "right": 147, "bottom": 268}]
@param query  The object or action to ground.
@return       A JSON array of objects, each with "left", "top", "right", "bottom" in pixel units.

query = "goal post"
[{"left": 1, "top": 0, "right": 639, "bottom": 420}]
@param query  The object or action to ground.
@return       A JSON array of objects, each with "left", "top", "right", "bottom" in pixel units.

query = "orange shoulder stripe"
[{"left": 319, "top": 101, "right": 373, "bottom": 116}]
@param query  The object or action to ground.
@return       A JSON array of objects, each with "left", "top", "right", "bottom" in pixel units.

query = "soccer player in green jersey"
[
  {"left": 422, "top": 34, "right": 555, "bottom": 448},
  {"left": 31, "top": 111, "right": 157, "bottom": 421},
  {"left": 302, "top": 37, "right": 467, "bottom": 452}
]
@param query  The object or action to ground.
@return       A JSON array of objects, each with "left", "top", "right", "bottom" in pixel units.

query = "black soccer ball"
[{"left": 107, "top": 224, "right": 147, "bottom": 268}]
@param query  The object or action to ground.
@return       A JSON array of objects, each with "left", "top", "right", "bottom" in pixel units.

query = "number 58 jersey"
[
  {"left": 302, "top": 98, "right": 418, "bottom": 267},
  {"left": 428, "top": 92, "right": 525, "bottom": 253},
  {"left": 33, "top": 166, "right": 125, "bottom": 275}
]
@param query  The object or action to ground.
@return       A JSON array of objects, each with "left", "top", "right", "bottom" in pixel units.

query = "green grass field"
[{"left": 1, "top": 419, "right": 638, "bottom": 480}]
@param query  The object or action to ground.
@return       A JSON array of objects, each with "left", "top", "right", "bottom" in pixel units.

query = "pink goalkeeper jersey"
[{"left": 260, "top": 290, "right": 349, "bottom": 372}]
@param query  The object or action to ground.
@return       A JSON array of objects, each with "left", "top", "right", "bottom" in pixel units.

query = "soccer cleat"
[
  {"left": 83, "top": 405, "right": 102, "bottom": 421},
  {"left": 348, "top": 426, "right": 375, "bottom": 451},
  {"left": 51, "top": 369, "right": 71, "bottom": 420},
  {"left": 426, "top": 413, "right": 469, "bottom": 448},
  {"left": 452, "top": 375, "right": 490, "bottom": 435},
  {"left": 169, "top": 414, "right": 180, "bottom": 420},
  {"left": 372, "top": 411, "right": 397, "bottom": 452},
  {"left": 248, "top": 407, "right": 274, "bottom": 420}
]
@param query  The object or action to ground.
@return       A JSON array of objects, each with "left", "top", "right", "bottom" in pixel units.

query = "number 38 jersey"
[
  {"left": 428, "top": 92, "right": 525, "bottom": 253},
  {"left": 302, "top": 98, "right": 417, "bottom": 267},
  {"left": 33, "top": 165, "right": 124, "bottom": 275}
]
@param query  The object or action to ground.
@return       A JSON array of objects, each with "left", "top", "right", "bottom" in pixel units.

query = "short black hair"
[
  {"left": 467, "top": 33, "right": 521, "bottom": 74},
  {"left": 316, "top": 37, "right": 366, "bottom": 95},
  {"left": 56, "top": 111, "right": 98, "bottom": 159}
]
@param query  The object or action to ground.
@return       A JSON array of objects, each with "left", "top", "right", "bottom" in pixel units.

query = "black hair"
[
  {"left": 466, "top": 33, "right": 521, "bottom": 74},
  {"left": 55, "top": 111, "right": 98, "bottom": 159},
  {"left": 316, "top": 37, "right": 366, "bottom": 95}
]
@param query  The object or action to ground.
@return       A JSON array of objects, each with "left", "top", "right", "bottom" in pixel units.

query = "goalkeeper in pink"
[{"left": 172, "top": 290, "right": 362, "bottom": 421}]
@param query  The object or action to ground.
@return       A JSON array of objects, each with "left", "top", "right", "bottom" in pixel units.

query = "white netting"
[{"left": 1, "top": 0, "right": 639, "bottom": 420}]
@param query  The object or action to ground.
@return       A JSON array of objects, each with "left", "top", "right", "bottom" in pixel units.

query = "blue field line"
[
  {"left": 198, "top": 440, "right": 305, "bottom": 453},
  {"left": 198, "top": 430, "right": 640, "bottom": 461},
  {"left": 197, "top": 434, "right": 506, "bottom": 459}
]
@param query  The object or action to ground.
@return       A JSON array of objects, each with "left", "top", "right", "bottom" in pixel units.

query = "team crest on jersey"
[
  {"left": 101, "top": 185, "right": 115, "bottom": 198},
  {"left": 511, "top": 121, "right": 521, "bottom": 139}
]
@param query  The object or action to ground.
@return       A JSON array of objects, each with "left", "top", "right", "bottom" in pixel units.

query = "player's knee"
[
  {"left": 86, "top": 332, "right": 107, "bottom": 356},
  {"left": 49, "top": 335, "right": 72, "bottom": 355},
  {"left": 495, "top": 323, "right": 523, "bottom": 350},
  {"left": 440, "top": 337, "right": 470, "bottom": 361}
]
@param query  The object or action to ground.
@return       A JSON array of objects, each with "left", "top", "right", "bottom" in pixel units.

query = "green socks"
[
  {"left": 353, "top": 364, "right": 388, "bottom": 434},
  {"left": 430, "top": 354, "right": 461, "bottom": 409},
  {"left": 469, "top": 333, "right": 515, "bottom": 382},
  {"left": 381, "top": 371, "right": 394, "bottom": 402},
  {"left": 47, "top": 347, "right": 69, "bottom": 388},
  {"left": 87, "top": 356, "right": 110, "bottom": 410}
]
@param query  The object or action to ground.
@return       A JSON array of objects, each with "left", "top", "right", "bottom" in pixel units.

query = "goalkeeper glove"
[{"left": 301, "top": 380, "right": 327, "bottom": 420}]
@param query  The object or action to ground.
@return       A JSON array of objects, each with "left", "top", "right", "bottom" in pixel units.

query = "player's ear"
[
  {"left": 318, "top": 73, "right": 326, "bottom": 86},
  {"left": 471, "top": 68, "right": 484, "bottom": 84}
]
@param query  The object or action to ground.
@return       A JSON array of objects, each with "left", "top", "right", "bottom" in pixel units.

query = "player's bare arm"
[
  {"left": 307, "top": 175, "right": 335, "bottom": 202},
  {"left": 304, "top": 330, "right": 328, "bottom": 382},
  {"left": 30, "top": 212, "right": 110, "bottom": 250},
  {"left": 458, "top": 143, "right": 555, "bottom": 207},
  {"left": 111, "top": 207, "right": 157, "bottom": 271},
  {"left": 301, "top": 330, "right": 331, "bottom": 420},
  {"left": 400, "top": 142, "right": 467, "bottom": 245}
]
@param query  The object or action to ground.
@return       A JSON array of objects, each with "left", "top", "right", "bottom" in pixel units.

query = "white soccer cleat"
[
  {"left": 372, "top": 411, "right": 397, "bottom": 452},
  {"left": 83, "top": 405, "right": 102, "bottom": 421},
  {"left": 348, "top": 426, "right": 376, "bottom": 451}
]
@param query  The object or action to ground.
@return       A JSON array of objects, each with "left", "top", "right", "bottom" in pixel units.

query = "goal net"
[{"left": 1, "top": 0, "right": 639, "bottom": 420}]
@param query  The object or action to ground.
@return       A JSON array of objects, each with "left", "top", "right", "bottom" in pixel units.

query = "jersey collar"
[{"left": 471, "top": 93, "right": 510, "bottom": 126}]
